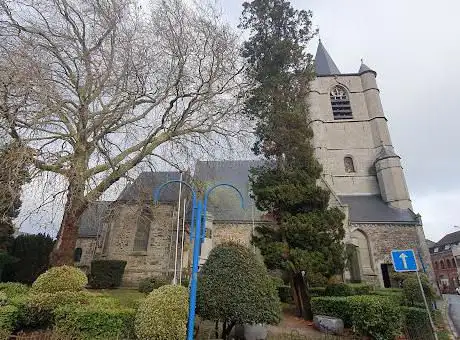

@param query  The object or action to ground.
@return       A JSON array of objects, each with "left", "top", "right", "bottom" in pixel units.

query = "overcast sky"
[
  {"left": 218, "top": 0, "right": 460, "bottom": 242},
  {"left": 18, "top": 0, "right": 460, "bottom": 243}
]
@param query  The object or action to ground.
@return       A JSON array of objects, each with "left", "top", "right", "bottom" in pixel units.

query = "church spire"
[{"left": 314, "top": 39, "right": 341, "bottom": 76}]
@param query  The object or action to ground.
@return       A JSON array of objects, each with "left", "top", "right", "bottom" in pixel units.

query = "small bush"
[
  {"left": 349, "top": 295, "right": 401, "bottom": 340},
  {"left": 135, "top": 285, "right": 188, "bottom": 340},
  {"left": 402, "top": 274, "right": 434, "bottom": 307},
  {"left": 0, "top": 305, "right": 18, "bottom": 338},
  {"left": 0, "top": 282, "right": 29, "bottom": 298},
  {"left": 309, "top": 287, "right": 326, "bottom": 297},
  {"left": 54, "top": 304, "right": 135, "bottom": 340},
  {"left": 349, "top": 283, "right": 374, "bottom": 295},
  {"left": 401, "top": 306, "right": 432, "bottom": 336},
  {"left": 325, "top": 283, "right": 354, "bottom": 296},
  {"left": 88, "top": 260, "right": 127, "bottom": 289},
  {"left": 371, "top": 289, "right": 404, "bottom": 305},
  {"left": 32, "top": 266, "right": 87, "bottom": 293},
  {"left": 138, "top": 276, "right": 169, "bottom": 294},
  {"left": 310, "top": 296, "right": 353, "bottom": 327}
]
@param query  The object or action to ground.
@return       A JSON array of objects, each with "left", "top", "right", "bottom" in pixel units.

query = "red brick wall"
[{"left": 430, "top": 250, "right": 459, "bottom": 293}]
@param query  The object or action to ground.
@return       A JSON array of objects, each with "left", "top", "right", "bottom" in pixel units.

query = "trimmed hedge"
[
  {"left": 402, "top": 306, "right": 432, "bottom": 336},
  {"left": 348, "top": 295, "right": 401, "bottom": 340},
  {"left": 309, "top": 287, "right": 326, "bottom": 297},
  {"left": 15, "top": 291, "right": 90, "bottom": 329},
  {"left": 0, "top": 305, "right": 18, "bottom": 338},
  {"left": 310, "top": 296, "right": 353, "bottom": 327},
  {"left": 138, "top": 276, "right": 169, "bottom": 294},
  {"left": 371, "top": 289, "right": 404, "bottom": 305},
  {"left": 349, "top": 283, "right": 374, "bottom": 295},
  {"left": 54, "top": 304, "right": 136, "bottom": 340},
  {"left": 32, "top": 266, "right": 87, "bottom": 293},
  {"left": 135, "top": 285, "right": 188, "bottom": 340},
  {"left": 0, "top": 292, "right": 7, "bottom": 307},
  {"left": 0, "top": 282, "right": 29, "bottom": 298},
  {"left": 89, "top": 260, "right": 127, "bottom": 289},
  {"left": 324, "top": 283, "right": 354, "bottom": 297}
]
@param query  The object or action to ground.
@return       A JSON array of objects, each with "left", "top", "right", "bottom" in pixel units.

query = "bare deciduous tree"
[{"left": 0, "top": 0, "right": 247, "bottom": 265}]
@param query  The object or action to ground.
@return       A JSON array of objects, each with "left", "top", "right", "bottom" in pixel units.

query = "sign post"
[{"left": 391, "top": 249, "right": 438, "bottom": 340}]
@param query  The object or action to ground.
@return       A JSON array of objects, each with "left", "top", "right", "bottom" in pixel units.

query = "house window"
[
  {"left": 441, "top": 260, "right": 445, "bottom": 269},
  {"left": 330, "top": 85, "right": 353, "bottom": 120},
  {"left": 74, "top": 248, "right": 83, "bottom": 262},
  {"left": 434, "top": 247, "right": 439, "bottom": 253},
  {"left": 446, "top": 244, "right": 451, "bottom": 250},
  {"left": 447, "top": 259, "right": 451, "bottom": 268},
  {"left": 133, "top": 206, "right": 153, "bottom": 252},
  {"left": 434, "top": 261, "right": 438, "bottom": 270},
  {"left": 344, "top": 157, "right": 355, "bottom": 173}
]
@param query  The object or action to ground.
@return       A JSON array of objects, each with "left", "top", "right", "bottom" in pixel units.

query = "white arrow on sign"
[{"left": 399, "top": 253, "right": 408, "bottom": 269}]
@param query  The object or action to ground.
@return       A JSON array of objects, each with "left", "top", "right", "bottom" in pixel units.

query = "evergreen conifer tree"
[{"left": 240, "top": 0, "right": 346, "bottom": 319}]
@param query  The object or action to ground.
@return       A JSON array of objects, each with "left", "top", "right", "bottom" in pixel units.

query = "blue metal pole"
[{"left": 187, "top": 200, "right": 202, "bottom": 340}]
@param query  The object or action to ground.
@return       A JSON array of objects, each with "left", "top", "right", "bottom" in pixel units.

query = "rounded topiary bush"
[
  {"left": 32, "top": 265, "right": 87, "bottom": 293},
  {"left": 138, "top": 276, "right": 169, "bottom": 294},
  {"left": 135, "top": 285, "right": 188, "bottom": 340}
]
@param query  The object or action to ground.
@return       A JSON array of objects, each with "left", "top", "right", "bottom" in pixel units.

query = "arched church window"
[
  {"left": 330, "top": 85, "right": 353, "bottom": 120},
  {"left": 344, "top": 156, "right": 355, "bottom": 173},
  {"left": 73, "top": 248, "right": 82, "bottom": 262},
  {"left": 133, "top": 206, "right": 153, "bottom": 252}
]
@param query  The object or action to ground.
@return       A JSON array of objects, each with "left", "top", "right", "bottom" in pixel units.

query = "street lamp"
[{"left": 154, "top": 180, "right": 244, "bottom": 340}]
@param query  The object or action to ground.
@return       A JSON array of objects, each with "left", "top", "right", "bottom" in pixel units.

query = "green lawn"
[{"left": 91, "top": 288, "right": 146, "bottom": 308}]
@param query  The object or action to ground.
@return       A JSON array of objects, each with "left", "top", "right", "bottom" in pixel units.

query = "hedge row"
[
  {"left": 311, "top": 295, "right": 401, "bottom": 340},
  {"left": 324, "top": 283, "right": 374, "bottom": 296},
  {"left": 88, "top": 260, "right": 127, "bottom": 289}
]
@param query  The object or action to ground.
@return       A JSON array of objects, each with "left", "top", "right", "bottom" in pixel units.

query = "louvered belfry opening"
[{"left": 330, "top": 85, "right": 353, "bottom": 119}]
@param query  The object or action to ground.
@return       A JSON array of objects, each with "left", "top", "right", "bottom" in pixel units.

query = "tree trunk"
[
  {"left": 49, "top": 180, "right": 87, "bottom": 266},
  {"left": 292, "top": 272, "right": 312, "bottom": 320}
]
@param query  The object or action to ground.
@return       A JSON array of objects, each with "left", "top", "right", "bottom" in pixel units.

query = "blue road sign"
[{"left": 391, "top": 249, "right": 418, "bottom": 272}]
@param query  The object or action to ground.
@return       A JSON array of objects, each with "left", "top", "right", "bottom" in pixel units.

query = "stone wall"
[
  {"left": 212, "top": 222, "right": 254, "bottom": 247},
  {"left": 351, "top": 223, "right": 435, "bottom": 287},
  {"left": 75, "top": 238, "right": 96, "bottom": 273},
  {"left": 430, "top": 250, "right": 458, "bottom": 293},
  {"left": 100, "top": 202, "right": 179, "bottom": 287}
]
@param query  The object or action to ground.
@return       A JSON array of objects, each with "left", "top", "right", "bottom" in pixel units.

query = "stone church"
[{"left": 75, "top": 40, "right": 434, "bottom": 287}]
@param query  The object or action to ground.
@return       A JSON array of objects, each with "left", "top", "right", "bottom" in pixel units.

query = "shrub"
[
  {"left": 32, "top": 265, "right": 87, "bottom": 293},
  {"left": 325, "top": 283, "right": 354, "bottom": 296},
  {"left": 401, "top": 306, "right": 432, "bottom": 336},
  {"left": 88, "top": 260, "right": 126, "bottom": 289},
  {"left": 0, "top": 282, "right": 29, "bottom": 298},
  {"left": 349, "top": 295, "right": 401, "bottom": 340},
  {"left": 196, "top": 243, "right": 281, "bottom": 339},
  {"left": 309, "top": 287, "right": 326, "bottom": 297},
  {"left": 371, "top": 289, "right": 403, "bottom": 305},
  {"left": 54, "top": 304, "right": 135, "bottom": 340},
  {"left": 349, "top": 283, "right": 374, "bottom": 295},
  {"left": 310, "top": 296, "right": 353, "bottom": 327},
  {"left": 0, "top": 305, "right": 18, "bottom": 339},
  {"left": 138, "top": 276, "right": 169, "bottom": 294},
  {"left": 0, "top": 292, "right": 7, "bottom": 307},
  {"left": 402, "top": 273, "right": 434, "bottom": 307},
  {"left": 2, "top": 234, "right": 54, "bottom": 284},
  {"left": 135, "top": 285, "right": 188, "bottom": 340},
  {"left": 16, "top": 291, "right": 90, "bottom": 329}
]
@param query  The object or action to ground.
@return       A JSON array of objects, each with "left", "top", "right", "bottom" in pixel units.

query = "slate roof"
[
  {"left": 436, "top": 231, "right": 460, "bottom": 247},
  {"left": 78, "top": 201, "right": 111, "bottom": 237},
  {"left": 426, "top": 239, "right": 436, "bottom": 248},
  {"left": 194, "top": 160, "right": 268, "bottom": 222},
  {"left": 358, "top": 62, "right": 376, "bottom": 75},
  {"left": 338, "top": 194, "right": 419, "bottom": 224},
  {"left": 117, "top": 171, "right": 188, "bottom": 202},
  {"left": 315, "top": 40, "right": 341, "bottom": 76}
]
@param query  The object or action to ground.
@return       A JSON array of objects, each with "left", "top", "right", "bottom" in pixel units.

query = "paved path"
[{"left": 446, "top": 294, "right": 460, "bottom": 337}]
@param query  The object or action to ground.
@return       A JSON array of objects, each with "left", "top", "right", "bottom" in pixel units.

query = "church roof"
[
  {"left": 117, "top": 171, "right": 186, "bottom": 202},
  {"left": 315, "top": 40, "right": 341, "bottom": 76},
  {"left": 338, "top": 194, "right": 419, "bottom": 224},
  {"left": 194, "top": 160, "right": 269, "bottom": 222},
  {"left": 78, "top": 201, "right": 111, "bottom": 237}
]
